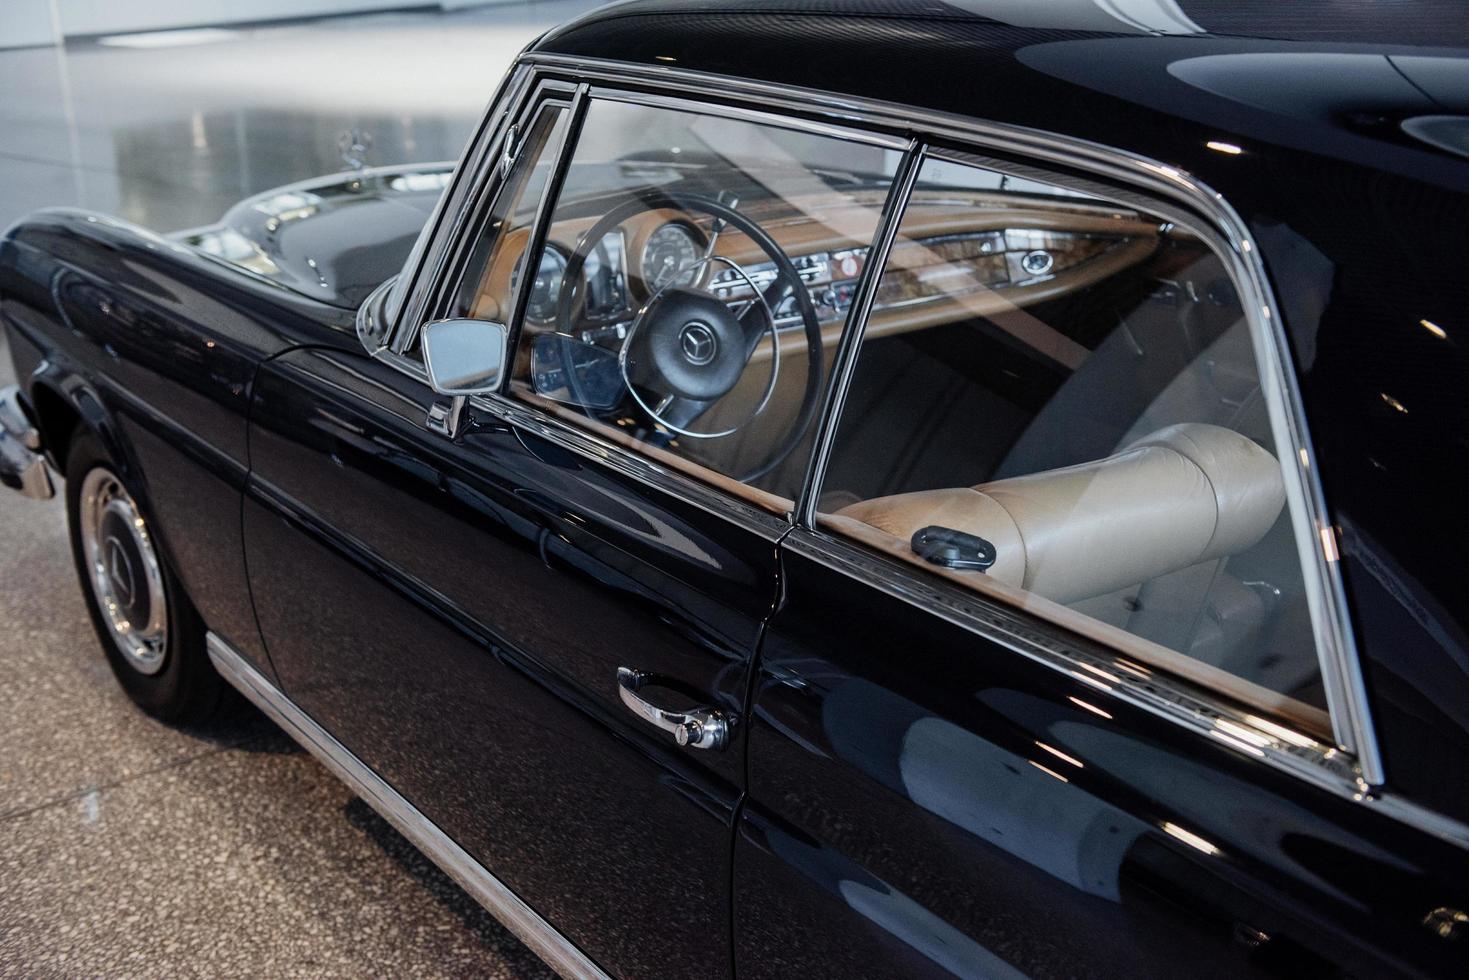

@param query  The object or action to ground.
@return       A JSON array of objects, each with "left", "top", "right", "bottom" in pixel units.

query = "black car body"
[{"left": 3, "top": 2, "right": 1469, "bottom": 977}]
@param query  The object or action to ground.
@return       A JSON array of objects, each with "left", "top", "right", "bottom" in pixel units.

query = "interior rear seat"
[{"left": 835, "top": 422, "right": 1286, "bottom": 660}]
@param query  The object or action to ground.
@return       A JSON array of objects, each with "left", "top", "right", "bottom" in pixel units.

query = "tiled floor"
[{"left": 0, "top": 3, "right": 599, "bottom": 975}]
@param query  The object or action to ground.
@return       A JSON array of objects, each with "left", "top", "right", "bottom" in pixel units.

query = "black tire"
[{"left": 64, "top": 426, "right": 228, "bottom": 723}]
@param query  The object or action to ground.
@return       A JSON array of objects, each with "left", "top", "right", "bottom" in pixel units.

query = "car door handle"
[{"left": 616, "top": 667, "right": 728, "bottom": 750}]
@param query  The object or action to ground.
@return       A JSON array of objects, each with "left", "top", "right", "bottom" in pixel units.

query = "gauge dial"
[
  {"left": 641, "top": 223, "right": 702, "bottom": 292},
  {"left": 517, "top": 246, "right": 567, "bottom": 322}
]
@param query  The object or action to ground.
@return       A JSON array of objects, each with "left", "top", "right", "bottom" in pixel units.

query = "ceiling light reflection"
[
  {"left": 1036, "top": 741, "right": 1084, "bottom": 768},
  {"left": 1162, "top": 821, "right": 1219, "bottom": 855},
  {"left": 1420, "top": 319, "right": 1448, "bottom": 340},
  {"left": 1206, "top": 140, "right": 1243, "bottom": 155},
  {"left": 1029, "top": 760, "right": 1070, "bottom": 783},
  {"left": 1068, "top": 696, "right": 1112, "bottom": 719}
]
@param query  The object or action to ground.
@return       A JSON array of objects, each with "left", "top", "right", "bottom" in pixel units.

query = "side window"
[
  {"left": 442, "top": 102, "right": 570, "bottom": 328},
  {"left": 458, "top": 96, "right": 900, "bottom": 509},
  {"left": 819, "top": 155, "right": 1327, "bottom": 729}
]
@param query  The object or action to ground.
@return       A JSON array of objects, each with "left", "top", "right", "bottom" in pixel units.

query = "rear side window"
[{"left": 818, "top": 154, "right": 1326, "bottom": 731}]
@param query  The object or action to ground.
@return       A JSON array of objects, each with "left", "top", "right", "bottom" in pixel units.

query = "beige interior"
[
  {"left": 837, "top": 423, "right": 1286, "bottom": 605},
  {"left": 817, "top": 511, "right": 1331, "bottom": 739}
]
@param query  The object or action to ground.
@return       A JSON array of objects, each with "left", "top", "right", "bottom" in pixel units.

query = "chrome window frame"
[
  {"left": 391, "top": 72, "right": 579, "bottom": 356},
  {"left": 367, "top": 52, "right": 1464, "bottom": 844},
  {"left": 799, "top": 142, "right": 1374, "bottom": 760}
]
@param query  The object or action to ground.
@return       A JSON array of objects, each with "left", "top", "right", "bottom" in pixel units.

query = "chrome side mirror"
[{"left": 421, "top": 318, "right": 509, "bottom": 396}]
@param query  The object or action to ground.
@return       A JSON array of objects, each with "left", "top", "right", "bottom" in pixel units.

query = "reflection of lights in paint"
[
  {"left": 1068, "top": 696, "right": 1112, "bottom": 720},
  {"left": 1029, "top": 760, "right": 1069, "bottom": 783},
  {"left": 1036, "top": 742, "right": 1083, "bottom": 768},
  {"left": 1206, "top": 140, "right": 1243, "bottom": 155},
  {"left": 1079, "top": 662, "right": 1121, "bottom": 684},
  {"left": 1380, "top": 392, "right": 1409, "bottom": 414},
  {"left": 1162, "top": 821, "right": 1219, "bottom": 855},
  {"left": 1069, "top": 670, "right": 1112, "bottom": 693},
  {"left": 1320, "top": 526, "right": 1340, "bottom": 563},
  {"left": 1420, "top": 319, "right": 1447, "bottom": 340},
  {"left": 1112, "top": 659, "right": 1150, "bottom": 678}
]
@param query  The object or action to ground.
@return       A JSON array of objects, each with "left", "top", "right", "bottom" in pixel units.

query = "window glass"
[
  {"left": 820, "top": 155, "right": 1326, "bottom": 727},
  {"left": 443, "top": 102, "right": 569, "bottom": 330},
  {"left": 462, "top": 97, "right": 899, "bottom": 508}
]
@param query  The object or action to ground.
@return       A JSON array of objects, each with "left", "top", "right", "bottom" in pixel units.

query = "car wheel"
[{"left": 65, "top": 426, "right": 227, "bottom": 722}]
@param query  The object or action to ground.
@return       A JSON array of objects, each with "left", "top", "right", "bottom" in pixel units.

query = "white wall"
[
  {"left": 56, "top": 0, "right": 422, "bottom": 37},
  {"left": 0, "top": 0, "right": 58, "bottom": 49},
  {"left": 0, "top": 0, "right": 549, "bottom": 48}
]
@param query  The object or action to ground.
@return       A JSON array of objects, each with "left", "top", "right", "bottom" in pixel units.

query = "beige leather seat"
[{"left": 835, "top": 423, "right": 1285, "bottom": 607}]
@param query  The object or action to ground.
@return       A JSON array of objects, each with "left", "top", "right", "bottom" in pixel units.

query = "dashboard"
[{"left": 479, "top": 189, "right": 1163, "bottom": 356}]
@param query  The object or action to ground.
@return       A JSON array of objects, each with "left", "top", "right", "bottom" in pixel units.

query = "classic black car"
[{"left": 3, "top": 1, "right": 1469, "bottom": 976}]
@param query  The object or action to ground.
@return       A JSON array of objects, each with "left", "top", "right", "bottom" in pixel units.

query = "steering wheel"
[{"left": 554, "top": 189, "right": 823, "bottom": 483}]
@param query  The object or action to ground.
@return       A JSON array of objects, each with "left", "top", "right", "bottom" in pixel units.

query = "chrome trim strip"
[
  {"left": 206, "top": 633, "right": 612, "bottom": 980},
  {"left": 784, "top": 528, "right": 1368, "bottom": 799},
  {"left": 793, "top": 141, "right": 923, "bottom": 527},
  {"left": 504, "top": 86, "right": 588, "bottom": 354},
  {"left": 783, "top": 528, "right": 1469, "bottom": 850},
  {"left": 513, "top": 54, "right": 1380, "bottom": 782}
]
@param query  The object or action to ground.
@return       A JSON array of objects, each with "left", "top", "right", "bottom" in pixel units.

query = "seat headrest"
[{"left": 835, "top": 423, "right": 1286, "bottom": 604}]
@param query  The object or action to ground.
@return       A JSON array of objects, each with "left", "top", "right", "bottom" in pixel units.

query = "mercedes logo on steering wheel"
[{"left": 679, "top": 321, "right": 718, "bottom": 366}]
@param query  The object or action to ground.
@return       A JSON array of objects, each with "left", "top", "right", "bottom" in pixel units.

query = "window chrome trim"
[
  {"left": 502, "top": 85, "right": 588, "bottom": 358},
  {"left": 793, "top": 141, "right": 923, "bottom": 526},
  {"left": 389, "top": 64, "right": 538, "bottom": 353},
  {"left": 785, "top": 528, "right": 1367, "bottom": 797},
  {"left": 206, "top": 633, "right": 612, "bottom": 980},
  {"left": 801, "top": 138, "right": 1379, "bottom": 767},
  {"left": 515, "top": 53, "right": 1381, "bottom": 784},
  {"left": 393, "top": 73, "right": 578, "bottom": 355}
]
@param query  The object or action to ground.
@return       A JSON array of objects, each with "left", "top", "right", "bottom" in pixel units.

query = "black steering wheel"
[{"left": 554, "top": 189, "right": 823, "bottom": 483}]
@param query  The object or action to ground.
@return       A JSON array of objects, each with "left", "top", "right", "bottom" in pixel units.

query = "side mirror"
[{"left": 421, "top": 318, "right": 509, "bottom": 396}]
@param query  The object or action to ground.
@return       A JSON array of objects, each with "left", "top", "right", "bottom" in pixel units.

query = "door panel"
[
  {"left": 245, "top": 345, "right": 776, "bottom": 978},
  {"left": 735, "top": 534, "right": 1469, "bottom": 979}
]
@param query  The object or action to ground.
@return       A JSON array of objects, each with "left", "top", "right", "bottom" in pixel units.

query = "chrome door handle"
[{"left": 616, "top": 667, "right": 728, "bottom": 750}]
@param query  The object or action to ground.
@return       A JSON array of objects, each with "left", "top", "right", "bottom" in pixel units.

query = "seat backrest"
[{"left": 835, "top": 423, "right": 1285, "bottom": 605}]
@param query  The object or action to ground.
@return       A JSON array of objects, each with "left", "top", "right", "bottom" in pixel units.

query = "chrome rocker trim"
[{"left": 206, "top": 633, "right": 611, "bottom": 980}]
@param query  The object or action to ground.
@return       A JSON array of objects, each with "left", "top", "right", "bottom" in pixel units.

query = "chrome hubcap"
[{"left": 79, "top": 468, "right": 167, "bottom": 675}]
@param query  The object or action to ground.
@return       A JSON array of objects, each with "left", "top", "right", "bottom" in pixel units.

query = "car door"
[
  {"left": 735, "top": 151, "right": 1469, "bottom": 978},
  {"left": 242, "top": 83, "right": 904, "bottom": 976}
]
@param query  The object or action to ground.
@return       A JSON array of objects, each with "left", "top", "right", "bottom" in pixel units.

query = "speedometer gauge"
[
  {"left": 515, "top": 246, "right": 567, "bottom": 322},
  {"left": 641, "top": 223, "right": 701, "bottom": 291}
]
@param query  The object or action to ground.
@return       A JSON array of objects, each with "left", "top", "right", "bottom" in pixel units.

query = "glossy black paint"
[
  {"left": 742, "top": 538, "right": 1469, "bottom": 978},
  {"left": 538, "top": 0, "right": 1469, "bottom": 822},
  {"left": 0, "top": 3, "right": 1465, "bottom": 978},
  {"left": 0, "top": 208, "right": 360, "bottom": 677},
  {"left": 243, "top": 344, "right": 772, "bottom": 978}
]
